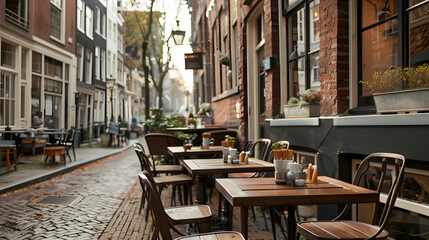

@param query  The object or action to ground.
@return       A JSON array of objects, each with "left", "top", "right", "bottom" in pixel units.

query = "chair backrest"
[
  {"left": 248, "top": 138, "right": 272, "bottom": 162},
  {"left": 204, "top": 130, "right": 238, "bottom": 146},
  {"left": 66, "top": 129, "right": 74, "bottom": 142},
  {"left": 144, "top": 133, "right": 182, "bottom": 155},
  {"left": 138, "top": 170, "right": 178, "bottom": 240},
  {"left": 133, "top": 143, "right": 153, "bottom": 174},
  {"left": 335, "top": 153, "right": 405, "bottom": 237}
]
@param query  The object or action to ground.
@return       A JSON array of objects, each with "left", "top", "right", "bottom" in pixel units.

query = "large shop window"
[
  {"left": 352, "top": 158, "right": 429, "bottom": 239},
  {"left": 359, "top": 0, "right": 429, "bottom": 106},
  {"left": 284, "top": 0, "right": 320, "bottom": 98}
]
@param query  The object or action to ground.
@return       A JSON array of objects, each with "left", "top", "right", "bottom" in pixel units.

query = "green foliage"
[
  {"left": 143, "top": 108, "right": 175, "bottom": 133},
  {"left": 225, "top": 135, "right": 236, "bottom": 141},
  {"left": 360, "top": 64, "right": 429, "bottom": 94},
  {"left": 120, "top": 121, "right": 128, "bottom": 128},
  {"left": 272, "top": 142, "right": 287, "bottom": 149},
  {"left": 177, "top": 132, "right": 193, "bottom": 141},
  {"left": 170, "top": 114, "right": 186, "bottom": 127},
  {"left": 220, "top": 56, "right": 230, "bottom": 66},
  {"left": 287, "top": 97, "right": 299, "bottom": 105}
]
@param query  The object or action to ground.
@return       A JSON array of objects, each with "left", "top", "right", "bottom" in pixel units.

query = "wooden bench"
[
  {"left": 0, "top": 144, "right": 18, "bottom": 173},
  {"left": 43, "top": 146, "right": 66, "bottom": 166}
]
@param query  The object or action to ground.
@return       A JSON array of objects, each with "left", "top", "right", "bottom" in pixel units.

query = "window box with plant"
[
  {"left": 361, "top": 64, "right": 429, "bottom": 114},
  {"left": 221, "top": 135, "right": 235, "bottom": 148},
  {"left": 284, "top": 88, "right": 321, "bottom": 118}
]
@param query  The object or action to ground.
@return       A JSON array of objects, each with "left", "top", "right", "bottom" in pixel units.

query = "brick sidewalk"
[{"left": 100, "top": 180, "right": 287, "bottom": 240}]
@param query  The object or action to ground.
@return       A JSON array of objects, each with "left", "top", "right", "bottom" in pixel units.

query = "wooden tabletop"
[
  {"left": 216, "top": 176, "right": 379, "bottom": 207},
  {"left": 166, "top": 127, "right": 226, "bottom": 133},
  {"left": 167, "top": 146, "right": 223, "bottom": 158},
  {"left": 183, "top": 158, "right": 274, "bottom": 175}
]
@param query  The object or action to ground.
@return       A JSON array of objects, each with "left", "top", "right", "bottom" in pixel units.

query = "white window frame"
[
  {"left": 85, "top": 6, "right": 93, "bottom": 39},
  {"left": 101, "top": 49, "right": 106, "bottom": 81},
  {"left": 49, "top": 0, "right": 64, "bottom": 43},
  {"left": 95, "top": 6, "right": 101, "bottom": 35},
  {"left": 77, "top": 0, "right": 85, "bottom": 32},
  {"left": 85, "top": 48, "right": 93, "bottom": 84},
  {"left": 95, "top": 45, "right": 100, "bottom": 80}
]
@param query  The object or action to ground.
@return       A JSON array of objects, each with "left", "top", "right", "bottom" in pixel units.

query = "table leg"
[
  {"left": 241, "top": 206, "right": 248, "bottom": 239},
  {"left": 195, "top": 175, "right": 207, "bottom": 204},
  {"left": 221, "top": 195, "right": 231, "bottom": 230},
  {"left": 6, "top": 149, "right": 10, "bottom": 173},
  {"left": 287, "top": 205, "right": 296, "bottom": 240}
]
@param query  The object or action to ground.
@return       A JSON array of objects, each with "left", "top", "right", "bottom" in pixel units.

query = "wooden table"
[
  {"left": 167, "top": 146, "right": 223, "bottom": 158},
  {"left": 216, "top": 176, "right": 379, "bottom": 240}
]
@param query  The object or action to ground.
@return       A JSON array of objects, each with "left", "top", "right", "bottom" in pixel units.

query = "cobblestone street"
[{"left": 0, "top": 148, "right": 140, "bottom": 240}]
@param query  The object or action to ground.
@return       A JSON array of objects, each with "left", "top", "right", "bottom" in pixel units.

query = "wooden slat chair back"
[
  {"left": 297, "top": 152, "right": 406, "bottom": 240},
  {"left": 139, "top": 171, "right": 244, "bottom": 240},
  {"left": 135, "top": 142, "right": 183, "bottom": 176},
  {"left": 144, "top": 133, "right": 182, "bottom": 165},
  {"left": 203, "top": 129, "right": 238, "bottom": 147}
]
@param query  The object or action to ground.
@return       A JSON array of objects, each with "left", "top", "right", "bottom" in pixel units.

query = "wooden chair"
[
  {"left": 43, "top": 146, "right": 66, "bottom": 166},
  {"left": 138, "top": 170, "right": 212, "bottom": 235},
  {"left": 139, "top": 171, "right": 244, "bottom": 240},
  {"left": 144, "top": 133, "right": 184, "bottom": 175},
  {"left": 134, "top": 144, "right": 194, "bottom": 220},
  {"left": 297, "top": 152, "right": 406, "bottom": 240},
  {"left": 135, "top": 142, "right": 183, "bottom": 176}
]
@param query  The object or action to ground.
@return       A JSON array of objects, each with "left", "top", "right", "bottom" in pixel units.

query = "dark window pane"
[
  {"left": 361, "top": 20, "right": 399, "bottom": 95},
  {"left": 362, "top": 0, "right": 398, "bottom": 29},
  {"left": 408, "top": 2, "right": 429, "bottom": 66},
  {"left": 32, "top": 52, "right": 42, "bottom": 73},
  {"left": 289, "top": 58, "right": 306, "bottom": 97}
]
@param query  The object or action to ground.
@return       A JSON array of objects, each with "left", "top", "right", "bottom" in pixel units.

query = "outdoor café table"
[
  {"left": 215, "top": 176, "right": 379, "bottom": 240},
  {"left": 183, "top": 158, "right": 274, "bottom": 204},
  {"left": 0, "top": 128, "right": 34, "bottom": 156},
  {"left": 167, "top": 146, "right": 224, "bottom": 158}
]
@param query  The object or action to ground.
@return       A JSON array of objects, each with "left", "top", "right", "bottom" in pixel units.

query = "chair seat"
[
  {"left": 154, "top": 174, "right": 193, "bottom": 185},
  {"left": 176, "top": 231, "right": 244, "bottom": 240},
  {"left": 153, "top": 165, "right": 183, "bottom": 174},
  {"left": 297, "top": 220, "right": 389, "bottom": 240},
  {"left": 165, "top": 205, "right": 212, "bottom": 224}
]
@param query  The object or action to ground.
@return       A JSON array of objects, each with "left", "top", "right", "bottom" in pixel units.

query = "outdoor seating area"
[
  {"left": 134, "top": 132, "right": 407, "bottom": 240},
  {"left": 0, "top": 128, "right": 78, "bottom": 174}
]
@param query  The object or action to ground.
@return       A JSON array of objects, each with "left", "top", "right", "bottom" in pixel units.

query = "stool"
[
  {"left": 0, "top": 145, "right": 18, "bottom": 173},
  {"left": 43, "top": 146, "right": 66, "bottom": 166}
]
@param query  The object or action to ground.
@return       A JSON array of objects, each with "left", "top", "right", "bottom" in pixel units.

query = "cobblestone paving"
[{"left": 0, "top": 148, "right": 140, "bottom": 240}]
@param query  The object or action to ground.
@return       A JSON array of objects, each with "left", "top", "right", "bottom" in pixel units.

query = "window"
[
  {"left": 31, "top": 76, "right": 41, "bottom": 117},
  {"left": 45, "top": 56, "right": 62, "bottom": 79},
  {"left": 32, "top": 51, "right": 42, "bottom": 73},
  {"left": 101, "top": 49, "right": 106, "bottom": 81},
  {"left": 358, "top": 0, "right": 429, "bottom": 106},
  {"left": 21, "top": 49, "right": 27, "bottom": 80},
  {"left": 50, "top": 0, "right": 62, "bottom": 40},
  {"left": 117, "top": 59, "right": 122, "bottom": 84},
  {"left": 108, "top": 20, "right": 112, "bottom": 39},
  {"left": 1, "top": 41, "right": 16, "bottom": 69},
  {"left": 5, "top": 0, "right": 28, "bottom": 29},
  {"left": 95, "top": 45, "right": 100, "bottom": 80},
  {"left": 21, "top": 85, "right": 25, "bottom": 118},
  {"left": 77, "top": 0, "right": 85, "bottom": 32},
  {"left": 107, "top": 51, "right": 112, "bottom": 77},
  {"left": 0, "top": 72, "right": 16, "bottom": 126},
  {"left": 85, "top": 49, "right": 93, "bottom": 84},
  {"left": 117, "top": 32, "right": 123, "bottom": 54},
  {"left": 85, "top": 6, "right": 93, "bottom": 38},
  {"left": 100, "top": 12, "right": 106, "bottom": 38},
  {"left": 76, "top": 44, "right": 83, "bottom": 81},
  {"left": 285, "top": 0, "right": 320, "bottom": 98},
  {"left": 95, "top": 7, "right": 100, "bottom": 34}
]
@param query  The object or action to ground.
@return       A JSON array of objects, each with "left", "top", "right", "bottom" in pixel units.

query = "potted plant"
[
  {"left": 284, "top": 88, "right": 321, "bottom": 118},
  {"left": 221, "top": 135, "right": 235, "bottom": 148},
  {"left": 271, "top": 142, "right": 284, "bottom": 160},
  {"left": 186, "top": 111, "right": 197, "bottom": 128},
  {"left": 361, "top": 64, "right": 429, "bottom": 113},
  {"left": 178, "top": 132, "right": 193, "bottom": 150}
]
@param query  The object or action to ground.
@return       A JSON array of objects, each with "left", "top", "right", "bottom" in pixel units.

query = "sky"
[{"left": 126, "top": 0, "right": 194, "bottom": 91}]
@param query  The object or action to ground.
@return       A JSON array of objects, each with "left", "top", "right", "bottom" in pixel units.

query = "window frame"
[
  {"left": 85, "top": 6, "right": 94, "bottom": 39},
  {"left": 283, "top": 0, "right": 321, "bottom": 100},
  {"left": 77, "top": 0, "right": 85, "bottom": 33},
  {"left": 5, "top": 0, "right": 29, "bottom": 30},
  {"left": 357, "top": 0, "right": 429, "bottom": 107}
]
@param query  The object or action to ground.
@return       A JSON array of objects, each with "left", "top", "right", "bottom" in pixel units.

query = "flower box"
[
  {"left": 373, "top": 88, "right": 429, "bottom": 114},
  {"left": 283, "top": 104, "right": 320, "bottom": 118}
]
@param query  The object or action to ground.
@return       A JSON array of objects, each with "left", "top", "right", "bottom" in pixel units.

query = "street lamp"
[
  {"left": 171, "top": 20, "right": 186, "bottom": 45},
  {"left": 106, "top": 78, "right": 115, "bottom": 121}
]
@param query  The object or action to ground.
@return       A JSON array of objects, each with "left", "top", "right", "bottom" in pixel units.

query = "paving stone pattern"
[{"left": 0, "top": 148, "right": 140, "bottom": 240}]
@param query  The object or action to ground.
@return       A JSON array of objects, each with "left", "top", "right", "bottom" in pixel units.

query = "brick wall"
[
  {"left": 264, "top": 0, "right": 281, "bottom": 118},
  {"left": 319, "top": 0, "right": 349, "bottom": 115},
  {"left": 212, "top": 95, "right": 241, "bottom": 128}
]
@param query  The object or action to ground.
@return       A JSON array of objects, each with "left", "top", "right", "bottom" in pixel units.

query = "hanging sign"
[{"left": 185, "top": 52, "right": 204, "bottom": 69}]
